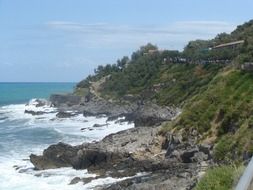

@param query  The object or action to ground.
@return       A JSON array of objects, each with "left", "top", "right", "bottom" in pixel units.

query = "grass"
[
  {"left": 194, "top": 165, "right": 245, "bottom": 190},
  {"left": 73, "top": 87, "right": 89, "bottom": 96},
  {"left": 163, "top": 68, "right": 253, "bottom": 162}
]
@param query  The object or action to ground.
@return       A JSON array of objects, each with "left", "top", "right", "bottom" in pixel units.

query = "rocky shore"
[
  {"left": 29, "top": 94, "right": 212, "bottom": 189},
  {"left": 50, "top": 94, "right": 180, "bottom": 127}
]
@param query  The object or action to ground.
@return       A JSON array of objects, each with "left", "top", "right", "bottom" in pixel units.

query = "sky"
[{"left": 0, "top": 0, "right": 252, "bottom": 82}]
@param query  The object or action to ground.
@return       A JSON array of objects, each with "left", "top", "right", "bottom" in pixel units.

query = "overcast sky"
[{"left": 0, "top": 0, "right": 252, "bottom": 82}]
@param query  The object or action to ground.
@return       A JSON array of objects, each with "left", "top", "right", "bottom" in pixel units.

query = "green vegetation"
[
  {"left": 164, "top": 69, "right": 253, "bottom": 162},
  {"left": 194, "top": 165, "right": 244, "bottom": 190},
  {"left": 76, "top": 44, "right": 222, "bottom": 104},
  {"left": 76, "top": 20, "right": 253, "bottom": 103},
  {"left": 75, "top": 19, "right": 253, "bottom": 188},
  {"left": 153, "top": 63, "right": 221, "bottom": 106},
  {"left": 184, "top": 20, "right": 253, "bottom": 63}
]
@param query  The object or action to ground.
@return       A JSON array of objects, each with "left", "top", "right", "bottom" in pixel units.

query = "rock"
[
  {"left": 0, "top": 116, "right": 8, "bottom": 121},
  {"left": 92, "top": 124, "right": 108, "bottom": 128},
  {"left": 69, "top": 177, "right": 81, "bottom": 185},
  {"left": 82, "top": 177, "right": 95, "bottom": 184},
  {"left": 191, "top": 152, "right": 208, "bottom": 162},
  {"left": 50, "top": 92, "right": 179, "bottom": 127},
  {"left": 34, "top": 99, "right": 50, "bottom": 107},
  {"left": 198, "top": 144, "right": 211, "bottom": 156},
  {"left": 123, "top": 103, "right": 179, "bottom": 127},
  {"left": 26, "top": 99, "right": 51, "bottom": 107},
  {"left": 81, "top": 127, "right": 87, "bottom": 131},
  {"left": 50, "top": 94, "right": 81, "bottom": 107},
  {"left": 56, "top": 111, "right": 78, "bottom": 118},
  {"left": 102, "top": 168, "right": 198, "bottom": 190},
  {"left": 179, "top": 147, "right": 210, "bottom": 163},
  {"left": 30, "top": 142, "right": 80, "bottom": 170},
  {"left": 180, "top": 148, "right": 198, "bottom": 163},
  {"left": 24, "top": 110, "right": 46, "bottom": 116},
  {"left": 29, "top": 125, "right": 206, "bottom": 190},
  {"left": 74, "top": 148, "right": 129, "bottom": 169}
]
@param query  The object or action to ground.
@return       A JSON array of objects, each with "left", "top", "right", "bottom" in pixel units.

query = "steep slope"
[
  {"left": 164, "top": 67, "right": 253, "bottom": 162},
  {"left": 72, "top": 19, "right": 253, "bottom": 189}
]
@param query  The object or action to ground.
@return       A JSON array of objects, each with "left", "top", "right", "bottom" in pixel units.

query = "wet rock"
[
  {"left": 24, "top": 110, "right": 46, "bottom": 116},
  {"left": 56, "top": 111, "right": 78, "bottom": 118},
  {"left": 0, "top": 116, "right": 8, "bottom": 121},
  {"left": 50, "top": 94, "right": 81, "bottom": 107},
  {"left": 92, "top": 124, "right": 108, "bottom": 128},
  {"left": 69, "top": 177, "right": 81, "bottom": 185},
  {"left": 75, "top": 148, "right": 129, "bottom": 169},
  {"left": 30, "top": 142, "right": 80, "bottom": 170},
  {"left": 81, "top": 127, "right": 87, "bottom": 131},
  {"left": 34, "top": 99, "right": 50, "bottom": 107},
  {"left": 30, "top": 125, "right": 208, "bottom": 190}
]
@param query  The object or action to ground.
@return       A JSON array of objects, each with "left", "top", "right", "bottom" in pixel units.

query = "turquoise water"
[{"left": 0, "top": 82, "right": 76, "bottom": 106}]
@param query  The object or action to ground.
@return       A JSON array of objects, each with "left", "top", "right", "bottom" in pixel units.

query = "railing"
[{"left": 235, "top": 157, "right": 253, "bottom": 190}]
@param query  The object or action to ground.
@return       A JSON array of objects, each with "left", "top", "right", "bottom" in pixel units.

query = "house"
[{"left": 212, "top": 40, "right": 244, "bottom": 50}]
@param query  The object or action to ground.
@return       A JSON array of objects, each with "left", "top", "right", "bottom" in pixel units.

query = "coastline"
[{"left": 28, "top": 95, "right": 212, "bottom": 189}]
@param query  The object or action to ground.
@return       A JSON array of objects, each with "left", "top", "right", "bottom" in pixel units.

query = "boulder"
[
  {"left": 34, "top": 99, "right": 50, "bottom": 107},
  {"left": 74, "top": 148, "right": 129, "bottom": 169},
  {"left": 180, "top": 148, "right": 198, "bottom": 163},
  {"left": 92, "top": 123, "right": 108, "bottom": 128},
  {"left": 30, "top": 142, "right": 130, "bottom": 170},
  {"left": 56, "top": 111, "right": 78, "bottom": 118},
  {"left": 198, "top": 144, "right": 212, "bottom": 156},
  {"left": 50, "top": 94, "right": 81, "bottom": 107},
  {"left": 24, "top": 110, "right": 46, "bottom": 116},
  {"left": 30, "top": 142, "right": 79, "bottom": 170},
  {"left": 69, "top": 177, "right": 81, "bottom": 185}
]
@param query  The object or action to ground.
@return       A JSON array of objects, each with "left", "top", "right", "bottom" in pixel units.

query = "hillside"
[{"left": 74, "top": 20, "right": 253, "bottom": 189}]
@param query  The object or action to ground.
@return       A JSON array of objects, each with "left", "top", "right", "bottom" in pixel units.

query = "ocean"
[{"left": 0, "top": 83, "right": 134, "bottom": 190}]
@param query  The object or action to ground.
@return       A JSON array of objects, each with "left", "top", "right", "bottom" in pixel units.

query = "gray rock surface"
[
  {"left": 30, "top": 126, "right": 210, "bottom": 189},
  {"left": 29, "top": 94, "right": 207, "bottom": 189},
  {"left": 50, "top": 94, "right": 82, "bottom": 107},
  {"left": 50, "top": 93, "right": 179, "bottom": 126}
]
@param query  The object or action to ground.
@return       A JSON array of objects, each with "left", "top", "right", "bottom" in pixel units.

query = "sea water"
[{"left": 0, "top": 83, "right": 134, "bottom": 190}]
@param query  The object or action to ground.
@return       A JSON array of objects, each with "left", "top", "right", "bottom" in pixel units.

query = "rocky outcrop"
[
  {"left": 82, "top": 98, "right": 136, "bottom": 118},
  {"left": 50, "top": 94, "right": 82, "bottom": 107},
  {"left": 30, "top": 143, "right": 80, "bottom": 170},
  {"left": 80, "top": 98, "right": 179, "bottom": 127},
  {"left": 30, "top": 127, "right": 162, "bottom": 170},
  {"left": 24, "top": 110, "right": 46, "bottom": 116},
  {"left": 164, "top": 133, "right": 212, "bottom": 164},
  {"left": 32, "top": 93, "right": 205, "bottom": 189},
  {"left": 56, "top": 111, "right": 78, "bottom": 118},
  {"left": 49, "top": 93, "right": 179, "bottom": 126},
  {"left": 30, "top": 126, "right": 211, "bottom": 189},
  {"left": 124, "top": 103, "right": 179, "bottom": 127}
]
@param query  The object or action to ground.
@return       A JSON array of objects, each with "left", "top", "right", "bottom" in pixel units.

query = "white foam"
[
  {"left": 0, "top": 154, "right": 146, "bottom": 190},
  {"left": 0, "top": 99, "right": 135, "bottom": 190},
  {"left": 83, "top": 172, "right": 148, "bottom": 189},
  {"left": 0, "top": 158, "right": 93, "bottom": 190}
]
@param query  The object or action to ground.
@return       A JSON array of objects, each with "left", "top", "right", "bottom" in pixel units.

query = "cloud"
[{"left": 45, "top": 20, "right": 237, "bottom": 50}]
